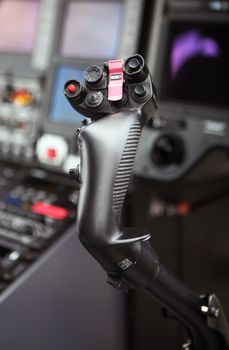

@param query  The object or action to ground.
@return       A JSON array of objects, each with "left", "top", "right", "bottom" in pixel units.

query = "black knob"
[
  {"left": 124, "top": 54, "right": 149, "bottom": 83},
  {"left": 85, "top": 91, "right": 103, "bottom": 108},
  {"left": 84, "top": 65, "right": 103, "bottom": 85},
  {"left": 132, "top": 85, "right": 149, "bottom": 101},
  {"left": 152, "top": 134, "right": 185, "bottom": 166},
  {"left": 127, "top": 58, "right": 141, "bottom": 72}
]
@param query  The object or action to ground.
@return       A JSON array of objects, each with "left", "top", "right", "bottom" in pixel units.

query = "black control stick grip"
[
  {"left": 65, "top": 54, "right": 157, "bottom": 225},
  {"left": 77, "top": 111, "right": 141, "bottom": 241},
  {"left": 77, "top": 111, "right": 159, "bottom": 282},
  {"left": 65, "top": 55, "right": 158, "bottom": 283},
  {"left": 64, "top": 56, "right": 228, "bottom": 349}
]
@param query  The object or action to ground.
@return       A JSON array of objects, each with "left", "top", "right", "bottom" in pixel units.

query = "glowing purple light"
[
  {"left": 202, "top": 38, "right": 220, "bottom": 56},
  {"left": 170, "top": 30, "right": 221, "bottom": 78}
]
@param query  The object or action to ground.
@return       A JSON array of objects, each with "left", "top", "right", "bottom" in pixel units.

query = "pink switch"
[{"left": 108, "top": 59, "right": 124, "bottom": 101}]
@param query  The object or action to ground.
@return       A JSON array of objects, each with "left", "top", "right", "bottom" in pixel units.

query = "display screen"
[
  {"left": 161, "top": 22, "right": 229, "bottom": 108},
  {"left": 59, "top": 1, "right": 123, "bottom": 59},
  {"left": 0, "top": 0, "right": 39, "bottom": 53},
  {"left": 48, "top": 65, "right": 84, "bottom": 125}
]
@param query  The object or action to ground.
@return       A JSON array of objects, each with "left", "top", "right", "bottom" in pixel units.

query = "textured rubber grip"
[
  {"left": 113, "top": 119, "right": 142, "bottom": 216},
  {"left": 76, "top": 111, "right": 143, "bottom": 248}
]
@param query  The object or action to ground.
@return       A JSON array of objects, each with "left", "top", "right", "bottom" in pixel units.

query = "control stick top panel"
[{"left": 64, "top": 54, "right": 157, "bottom": 121}]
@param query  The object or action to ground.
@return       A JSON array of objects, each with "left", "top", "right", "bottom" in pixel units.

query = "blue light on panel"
[{"left": 49, "top": 65, "right": 84, "bottom": 125}]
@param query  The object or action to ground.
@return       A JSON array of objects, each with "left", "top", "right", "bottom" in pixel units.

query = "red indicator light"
[
  {"left": 68, "top": 84, "right": 77, "bottom": 93},
  {"left": 12, "top": 88, "right": 33, "bottom": 106},
  {"left": 32, "top": 202, "right": 69, "bottom": 220},
  {"left": 176, "top": 201, "right": 191, "bottom": 217},
  {"left": 46, "top": 148, "right": 57, "bottom": 159}
]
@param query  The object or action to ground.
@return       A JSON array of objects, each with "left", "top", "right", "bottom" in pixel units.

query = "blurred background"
[{"left": 0, "top": 0, "right": 228, "bottom": 349}]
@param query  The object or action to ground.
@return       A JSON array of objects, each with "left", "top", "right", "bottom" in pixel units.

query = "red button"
[
  {"left": 32, "top": 202, "right": 69, "bottom": 220},
  {"left": 68, "top": 84, "right": 77, "bottom": 93},
  {"left": 46, "top": 148, "right": 56, "bottom": 159}
]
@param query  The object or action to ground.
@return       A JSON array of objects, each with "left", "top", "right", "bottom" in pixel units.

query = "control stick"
[{"left": 64, "top": 55, "right": 229, "bottom": 350}]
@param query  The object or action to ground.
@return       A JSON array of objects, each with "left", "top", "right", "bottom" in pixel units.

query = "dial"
[{"left": 84, "top": 65, "right": 103, "bottom": 85}]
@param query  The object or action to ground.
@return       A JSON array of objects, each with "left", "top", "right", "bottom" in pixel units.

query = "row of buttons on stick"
[{"left": 64, "top": 55, "right": 154, "bottom": 119}]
